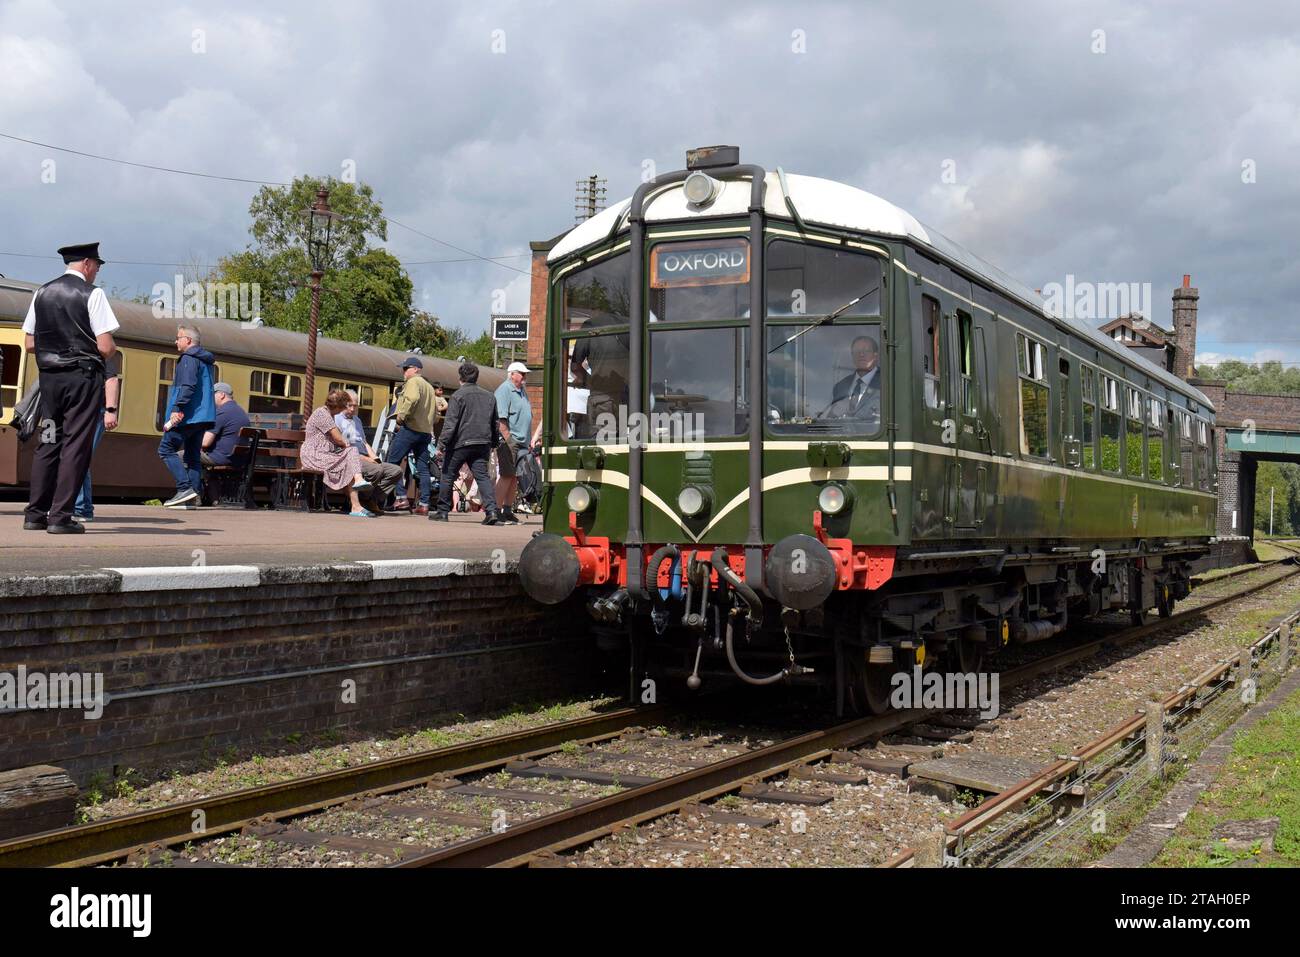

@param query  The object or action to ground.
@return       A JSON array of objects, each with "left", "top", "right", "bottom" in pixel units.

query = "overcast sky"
[{"left": 2, "top": 0, "right": 1297, "bottom": 365}]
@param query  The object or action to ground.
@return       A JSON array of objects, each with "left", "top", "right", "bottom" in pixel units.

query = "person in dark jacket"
[
  {"left": 431, "top": 362, "right": 500, "bottom": 525},
  {"left": 158, "top": 325, "right": 217, "bottom": 507}
]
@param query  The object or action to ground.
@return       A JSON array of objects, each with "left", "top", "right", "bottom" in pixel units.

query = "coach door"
[{"left": 943, "top": 304, "right": 986, "bottom": 530}]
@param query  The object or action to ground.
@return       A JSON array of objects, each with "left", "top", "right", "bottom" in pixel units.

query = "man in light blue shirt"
[
  {"left": 493, "top": 361, "right": 532, "bottom": 525},
  {"left": 335, "top": 392, "right": 403, "bottom": 512}
]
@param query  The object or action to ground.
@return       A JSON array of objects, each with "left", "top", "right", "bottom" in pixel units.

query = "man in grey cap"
[
  {"left": 385, "top": 356, "right": 437, "bottom": 514},
  {"left": 201, "top": 381, "right": 251, "bottom": 468},
  {"left": 22, "top": 242, "right": 118, "bottom": 534}
]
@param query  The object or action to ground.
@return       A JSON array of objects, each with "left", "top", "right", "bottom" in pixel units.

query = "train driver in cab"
[{"left": 820, "top": 334, "right": 881, "bottom": 424}]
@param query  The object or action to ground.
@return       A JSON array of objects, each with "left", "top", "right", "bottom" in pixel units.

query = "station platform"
[{"left": 0, "top": 503, "right": 537, "bottom": 577}]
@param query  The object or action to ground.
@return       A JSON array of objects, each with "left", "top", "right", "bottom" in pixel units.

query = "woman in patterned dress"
[{"left": 300, "top": 389, "right": 375, "bottom": 517}]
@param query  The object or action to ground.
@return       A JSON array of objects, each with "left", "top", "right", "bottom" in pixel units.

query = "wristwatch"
[{"left": 104, "top": 406, "right": 118, "bottom": 413}]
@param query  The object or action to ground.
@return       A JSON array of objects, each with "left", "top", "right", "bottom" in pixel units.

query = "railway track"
[{"left": 4, "top": 560, "right": 1296, "bottom": 869}]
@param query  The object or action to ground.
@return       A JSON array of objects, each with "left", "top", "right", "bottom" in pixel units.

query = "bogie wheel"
[
  {"left": 862, "top": 662, "right": 895, "bottom": 714},
  {"left": 954, "top": 635, "right": 986, "bottom": 674},
  {"left": 1156, "top": 583, "right": 1174, "bottom": 619},
  {"left": 1130, "top": 605, "right": 1150, "bottom": 627}
]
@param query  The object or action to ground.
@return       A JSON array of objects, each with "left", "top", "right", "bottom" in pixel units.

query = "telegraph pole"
[{"left": 574, "top": 174, "right": 607, "bottom": 224}]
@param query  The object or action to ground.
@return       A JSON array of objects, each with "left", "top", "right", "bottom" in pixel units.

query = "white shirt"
[
  {"left": 849, "top": 367, "right": 879, "bottom": 396},
  {"left": 21, "top": 268, "right": 121, "bottom": 337}
]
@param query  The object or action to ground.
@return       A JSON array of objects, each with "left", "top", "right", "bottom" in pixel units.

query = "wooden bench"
[{"left": 203, "top": 426, "right": 265, "bottom": 508}]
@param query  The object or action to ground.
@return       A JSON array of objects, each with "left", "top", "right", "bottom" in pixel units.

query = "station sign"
[{"left": 492, "top": 316, "right": 529, "bottom": 341}]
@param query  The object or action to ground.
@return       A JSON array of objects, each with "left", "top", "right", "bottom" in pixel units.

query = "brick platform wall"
[{"left": 0, "top": 562, "right": 598, "bottom": 785}]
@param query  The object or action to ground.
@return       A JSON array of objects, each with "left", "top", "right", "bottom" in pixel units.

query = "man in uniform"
[
  {"left": 22, "top": 242, "right": 119, "bottom": 534},
  {"left": 569, "top": 310, "right": 629, "bottom": 440}
]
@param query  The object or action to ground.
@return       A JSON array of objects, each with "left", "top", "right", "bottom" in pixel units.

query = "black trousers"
[
  {"left": 26, "top": 367, "right": 104, "bottom": 525},
  {"left": 436, "top": 443, "right": 498, "bottom": 516}
]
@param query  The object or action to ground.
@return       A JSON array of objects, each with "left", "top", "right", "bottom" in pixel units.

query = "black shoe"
[
  {"left": 429, "top": 512, "right": 449, "bottom": 522},
  {"left": 481, "top": 511, "right": 499, "bottom": 526},
  {"left": 47, "top": 522, "right": 85, "bottom": 534},
  {"left": 23, "top": 518, "right": 47, "bottom": 531},
  {"left": 498, "top": 509, "right": 520, "bottom": 525}
]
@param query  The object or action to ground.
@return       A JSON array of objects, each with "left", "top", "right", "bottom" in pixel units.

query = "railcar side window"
[
  {"left": 1016, "top": 334, "right": 1048, "bottom": 458},
  {"left": 922, "top": 295, "right": 940, "bottom": 410},
  {"left": 958, "top": 311, "right": 975, "bottom": 414},
  {"left": 1125, "top": 386, "right": 1144, "bottom": 478},
  {"left": 1147, "top": 397, "right": 1165, "bottom": 483},
  {"left": 1100, "top": 375, "right": 1121, "bottom": 473},
  {"left": 1179, "top": 410, "right": 1194, "bottom": 487},
  {"left": 329, "top": 380, "right": 375, "bottom": 425},
  {"left": 1081, "top": 367, "right": 1096, "bottom": 470},
  {"left": 1196, "top": 418, "right": 1210, "bottom": 490}
]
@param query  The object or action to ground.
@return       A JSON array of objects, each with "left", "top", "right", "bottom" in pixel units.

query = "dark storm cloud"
[{"left": 2, "top": 0, "right": 1297, "bottom": 362}]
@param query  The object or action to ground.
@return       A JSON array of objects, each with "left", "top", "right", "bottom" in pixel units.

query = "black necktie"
[{"left": 850, "top": 377, "right": 864, "bottom": 410}]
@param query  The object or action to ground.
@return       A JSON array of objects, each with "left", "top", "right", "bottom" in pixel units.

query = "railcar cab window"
[
  {"left": 645, "top": 239, "right": 751, "bottom": 438},
  {"left": 1125, "top": 386, "right": 1145, "bottom": 478},
  {"left": 764, "top": 242, "right": 883, "bottom": 436},
  {"left": 1099, "top": 374, "right": 1121, "bottom": 473},
  {"left": 1016, "top": 333, "right": 1049, "bottom": 458},
  {"left": 1, "top": 342, "right": 23, "bottom": 419},
  {"left": 562, "top": 252, "right": 630, "bottom": 441}
]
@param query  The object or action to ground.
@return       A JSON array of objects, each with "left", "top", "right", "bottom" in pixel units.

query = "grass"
[
  {"left": 1154, "top": 682, "right": 1300, "bottom": 867},
  {"left": 1253, "top": 541, "right": 1294, "bottom": 562}
]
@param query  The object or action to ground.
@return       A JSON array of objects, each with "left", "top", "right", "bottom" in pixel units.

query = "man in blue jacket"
[{"left": 158, "top": 325, "right": 216, "bottom": 507}]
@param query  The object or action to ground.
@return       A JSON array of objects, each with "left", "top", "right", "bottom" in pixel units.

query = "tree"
[
  {"left": 1197, "top": 361, "right": 1300, "bottom": 395},
  {"left": 1254, "top": 461, "right": 1296, "bottom": 536}
]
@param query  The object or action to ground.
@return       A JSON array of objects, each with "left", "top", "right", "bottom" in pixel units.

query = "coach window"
[
  {"left": 1147, "top": 397, "right": 1165, "bottom": 483},
  {"left": 1099, "top": 375, "right": 1121, "bottom": 473},
  {"left": 1125, "top": 386, "right": 1145, "bottom": 478},
  {"left": 1081, "top": 366, "right": 1097, "bottom": 469},
  {"left": 1016, "top": 333, "right": 1049, "bottom": 458},
  {"left": 248, "top": 369, "right": 302, "bottom": 416},
  {"left": 329, "top": 380, "right": 374, "bottom": 423},
  {"left": 1178, "top": 410, "right": 1194, "bottom": 487},
  {"left": 155, "top": 356, "right": 221, "bottom": 431},
  {"left": 922, "top": 295, "right": 940, "bottom": 409},
  {"left": 0, "top": 343, "right": 22, "bottom": 419}
]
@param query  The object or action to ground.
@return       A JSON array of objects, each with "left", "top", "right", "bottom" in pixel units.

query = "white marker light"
[
  {"left": 567, "top": 485, "right": 594, "bottom": 513},
  {"left": 683, "top": 171, "right": 720, "bottom": 207},
  {"left": 678, "top": 485, "right": 708, "bottom": 516},
  {"left": 818, "top": 484, "right": 848, "bottom": 515}
]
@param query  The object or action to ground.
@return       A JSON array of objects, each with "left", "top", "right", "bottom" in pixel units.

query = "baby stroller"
[{"left": 452, "top": 463, "right": 483, "bottom": 513}]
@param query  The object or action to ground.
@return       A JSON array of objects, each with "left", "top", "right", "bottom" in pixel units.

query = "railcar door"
[{"left": 945, "top": 306, "right": 987, "bottom": 530}]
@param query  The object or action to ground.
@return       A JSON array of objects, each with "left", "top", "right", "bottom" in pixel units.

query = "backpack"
[
  {"left": 515, "top": 445, "right": 542, "bottom": 503},
  {"left": 13, "top": 384, "right": 42, "bottom": 443}
]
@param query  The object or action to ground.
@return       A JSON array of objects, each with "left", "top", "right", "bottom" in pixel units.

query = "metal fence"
[{"left": 938, "top": 610, "right": 1298, "bottom": 868}]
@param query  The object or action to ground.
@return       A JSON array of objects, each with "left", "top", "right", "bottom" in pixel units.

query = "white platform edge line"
[
  {"left": 109, "top": 565, "right": 264, "bottom": 592},
  {"left": 360, "top": 558, "right": 469, "bottom": 580}
]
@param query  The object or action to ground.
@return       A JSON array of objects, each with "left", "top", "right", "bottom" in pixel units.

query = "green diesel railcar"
[{"left": 519, "top": 146, "right": 1217, "bottom": 712}]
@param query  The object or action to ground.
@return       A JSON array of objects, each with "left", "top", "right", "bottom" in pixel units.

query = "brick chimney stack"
[{"left": 1171, "top": 274, "right": 1199, "bottom": 380}]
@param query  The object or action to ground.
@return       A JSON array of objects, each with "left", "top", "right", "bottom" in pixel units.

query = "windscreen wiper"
[{"left": 766, "top": 284, "right": 880, "bottom": 354}]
